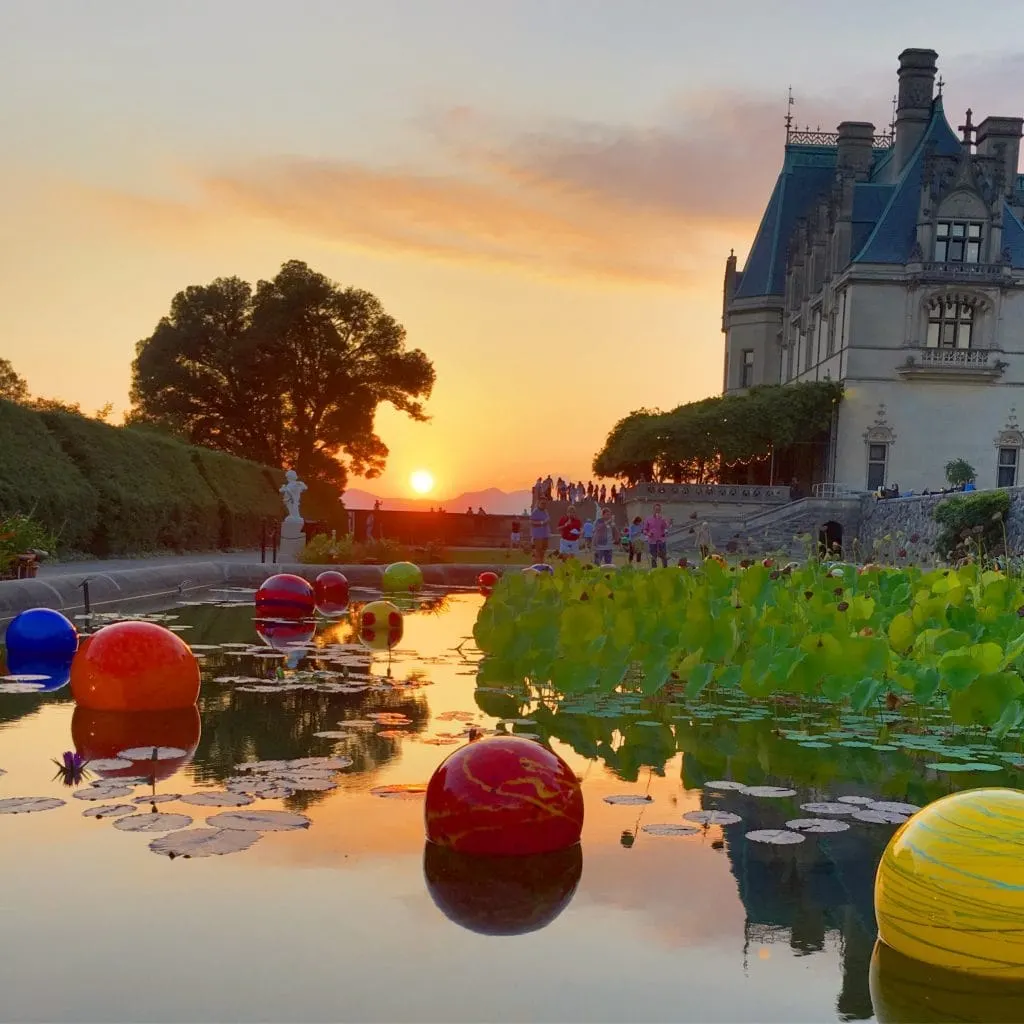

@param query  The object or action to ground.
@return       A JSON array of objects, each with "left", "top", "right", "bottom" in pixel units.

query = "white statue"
[{"left": 280, "top": 469, "right": 307, "bottom": 520}]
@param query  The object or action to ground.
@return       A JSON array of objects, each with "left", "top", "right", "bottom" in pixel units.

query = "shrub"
[
  {"left": 298, "top": 534, "right": 437, "bottom": 565},
  {"left": 0, "top": 398, "right": 98, "bottom": 551},
  {"left": 40, "top": 410, "right": 221, "bottom": 554},
  {"left": 944, "top": 458, "right": 976, "bottom": 488},
  {"left": 0, "top": 513, "right": 58, "bottom": 575},
  {"left": 932, "top": 489, "right": 1010, "bottom": 558}
]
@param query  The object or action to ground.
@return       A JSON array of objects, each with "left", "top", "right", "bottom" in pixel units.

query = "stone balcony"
[
  {"left": 897, "top": 345, "right": 1006, "bottom": 383},
  {"left": 910, "top": 261, "right": 1011, "bottom": 285}
]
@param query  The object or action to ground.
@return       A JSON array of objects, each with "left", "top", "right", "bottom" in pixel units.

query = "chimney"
[
  {"left": 836, "top": 121, "right": 875, "bottom": 178},
  {"left": 722, "top": 250, "right": 738, "bottom": 331},
  {"left": 894, "top": 48, "right": 938, "bottom": 174},
  {"left": 976, "top": 116, "right": 1023, "bottom": 196}
]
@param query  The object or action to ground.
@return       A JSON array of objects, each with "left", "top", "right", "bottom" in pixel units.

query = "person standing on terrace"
[
  {"left": 644, "top": 503, "right": 671, "bottom": 568},
  {"left": 530, "top": 498, "right": 550, "bottom": 562}
]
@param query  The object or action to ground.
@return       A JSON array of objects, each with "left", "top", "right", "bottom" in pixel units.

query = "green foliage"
[
  {"left": 0, "top": 398, "right": 99, "bottom": 549},
  {"left": 932, "top": 489, "right": 1009, "bottom": 558},
  {"left": 0, "top": 358, "right": 28, "bottom": 403},
  {"left": 130, "top": 260, "right": 435, "bottom": 489},
  {"left": 299, "top": 534, "right": 437, "bottom": 565},
  {"left": 475, "top": 558, "right": 1024, "bottom": 733},
  {"left": 190, "top": 449, "right": 283, "bottom": 548},
  {"left": 0, "top": 513, "right": 57, "bottom": 574},
  {"left": 593, "top": 381, "right": 841, "bottom": 482},
  {"left": 944, "top": 458, "right": 976, "bottom": 488}
]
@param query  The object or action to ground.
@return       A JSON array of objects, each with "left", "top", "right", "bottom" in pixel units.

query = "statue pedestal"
[{"left": 278, "top": 516, "right": 305, "bottom": 562}]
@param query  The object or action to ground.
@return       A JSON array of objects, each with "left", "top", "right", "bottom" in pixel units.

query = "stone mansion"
[{"left": 722, "top": 48, "right": 1024, "bottom": 495}]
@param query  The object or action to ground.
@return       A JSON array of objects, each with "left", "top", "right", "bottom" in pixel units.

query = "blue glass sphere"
[
  {"left": 5, "top": 608, "right": 78, "bottom": 660},
  {"left": 4, "top": 651, "right": 72, "bottom": 692}
]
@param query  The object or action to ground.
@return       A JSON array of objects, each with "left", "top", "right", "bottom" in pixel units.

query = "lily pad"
[
  {"left": 603, "top": 794, "right": 654, "bottom": 805},
  {"left": 149, "top": 828, "right": 262, "bottom": 859},
  {"left": 852, "top": 809, "right": 909, "bottom": 825},
  {"left": 960, "top": 762, "right": 1004, "bottom": 772},
  {"left": 641, "top": 823, "right": 700, "bottom": 837},
  {"left": 271, "top": 774, "right": 336, "bottom": 792},
  {"left": 682, "top": 810, "right": 742, "bottom": 826},
  {"left": 87, "top": 758, "right": 134, "bottom": 772},
  {"left": 742, "top": 786, "right": 797, "bottom": 799},
  {"left": 703, "top": 780, "right": 747, "bottom": 791},
  {"left": 0, "top": 796, "right": 65, "bottom": 814},
  {"left": 116, "top": 746, "right": 188, "bottom": 761},
  {"left": 746, "top": 829, "right": 805, "bottom": 845},
  {"left": 799, "top": 802, "right": 855, "bottom": 816},
  {"left": 206, "top": 810, "right": 311, "bottom": 832},
  {"left": 0, "top": 682, "right": 46, "bottom": 694},
  {"left": 925, "top": 762, "right": 975, "bottom": 773},
  {"left": 181, "top": 791, "right": 255, "bottom": 808},
  {"left": 868, "top": 801, "right": 921, "bottom": 815},
  {"left": 836, "top": 795, "right": 876, "bottom": 805},
  {"left": 73, "top": 785, "right": 135, "bottom": 801},
  {"left": 786, "top": 818, "right": 851, "bottom": 833},
  {"left": 313, "top": 731, "right": 355, "bottom": 740},
  {"left": 224, "top": 778, "right": 296, "bottom": 799},
  {"left": 82, "top": 803, "right": 136, "bottom": 819},
  {"left": 132, "top": 794, "right": 181, "bottom": 805},
  {"left": 113, "top": 812, "right": 194, "bottom": 832},
  {"left": 370, "top": 784, "right": 427, "bottom": 799}
]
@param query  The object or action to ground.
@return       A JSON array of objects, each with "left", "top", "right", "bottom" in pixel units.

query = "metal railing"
[{"left": 915, "top": 347, "right": 992, "bottom": 367}]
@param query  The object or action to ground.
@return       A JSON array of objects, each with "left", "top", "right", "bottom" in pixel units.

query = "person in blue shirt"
[
  {"left": 530, "top": 499, "right": 551, "bottom": 562},
  {"left": 581, "top": 517, "right": 595, "bottom": 552}
]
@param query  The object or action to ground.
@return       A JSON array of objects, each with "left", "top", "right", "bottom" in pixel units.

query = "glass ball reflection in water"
[
  {"left": 425, "top": 736, "right": 584, "bottom": 856},
  {"left": 5, "top": 608, "right": 78, "bottom": 660},
  {"left": 424, "top": 842, "right": 582, "bottom": 936},
  {"left": 4, "top": 651, "right": 73, "bottom": 691},
  {"left": 70, "top": 620, "right": 200, "bottom": 712},
  {"left": 255, "top": 573, "right": 315, "bottom": 619}
]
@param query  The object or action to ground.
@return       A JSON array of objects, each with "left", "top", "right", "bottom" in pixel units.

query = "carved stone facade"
[{"left": 723, "top": 48, "right": 1024, "bottom": 493}]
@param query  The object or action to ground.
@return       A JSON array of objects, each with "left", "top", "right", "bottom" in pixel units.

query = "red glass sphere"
[
  {"left": 477, "top": 571, "right": 499, "bottom": 588},
  {"left": 255, "top": 573, "right": 315, "bottom": 619},
  {"left": 424, "top": 842, "right": 582, "bottom": 935},
  {"left": 425, "top": 736, "right": 583, "bottom": 855},
  {"left": 72, "top": 706, "right": 201, "bottom": 781},
  {"left": 314, "top": 571, "right": 349, "bottom": 615},
  {"left": 256, "top": 618, "right": 317, "bottom": 651},
  {"left": 70, "top": 621, "right": 201, "bottom": 712}
]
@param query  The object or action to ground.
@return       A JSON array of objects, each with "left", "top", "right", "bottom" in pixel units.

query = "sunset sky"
[{"left": 2, "top": 2, "right": 1022, "bottom": 498}]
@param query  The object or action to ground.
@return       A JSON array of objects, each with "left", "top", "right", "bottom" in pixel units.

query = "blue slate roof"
[
  {"left": 733, "top": 147, "right": 837, "bottom": 299},
  {"left": 1002, "top": 203, "right": 1024, "bottom": 267},
  {"left": 731, "top": 97, "right": 1019, "bottom": 294},
  {"left": 853, "top": 100, "right": 961, "bottom": 263}
]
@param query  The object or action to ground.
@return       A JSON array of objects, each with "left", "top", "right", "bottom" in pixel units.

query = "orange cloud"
[{"left": 59, "top": 90, "right": 868, "bottom": 287}]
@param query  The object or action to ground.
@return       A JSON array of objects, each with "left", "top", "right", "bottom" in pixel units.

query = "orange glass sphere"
[
  {"left": 425, "top": 736, "right": 584, "bottom": 856},
  {"left": 71, "top": 705, "right": 201, "bottom": 781},
  {"left": 70, "top": 621, "right": 201, "bottom": 711},
  {"left": 424, "top": 842, "right": 582, "bottom": 935}
]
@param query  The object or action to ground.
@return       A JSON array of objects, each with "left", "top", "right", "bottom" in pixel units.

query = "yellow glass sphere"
[{"left": 874, "top": 787, "right": 1024, "bottom": 979}]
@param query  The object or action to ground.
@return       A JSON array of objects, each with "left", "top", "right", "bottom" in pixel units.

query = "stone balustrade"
[{"left": 622, "top": 483, "right": 791, "bottom": 504}]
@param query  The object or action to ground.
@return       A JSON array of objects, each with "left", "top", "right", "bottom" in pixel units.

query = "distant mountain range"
[{"left": 342, "top": 486, "right": 533, "bottom": 515}]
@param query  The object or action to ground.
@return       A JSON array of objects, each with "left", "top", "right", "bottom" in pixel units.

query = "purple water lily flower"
[{"left": 51, "top": 750, "right": 91, "bottom": 786}]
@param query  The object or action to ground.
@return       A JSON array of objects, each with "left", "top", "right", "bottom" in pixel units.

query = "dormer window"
[
  {"left": 927, "top": 298, "right": 974, "bottom": 349},
  {"left": 935, "top": 221, "right": 983, "bottom": 263}
]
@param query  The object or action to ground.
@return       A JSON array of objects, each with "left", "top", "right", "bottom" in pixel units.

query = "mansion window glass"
[
  {"left": 997, "top": 447, "right": 1019, "bottom": 488},
  {"left": 740, "top": 349, "right": 754, "bottom": 388},
  {"left": 926, "top": 298, "right": 974, "bottom": 349},
  {"left": 934, "top": 221, "right": 982, "bottom": 263},
  {"left": 867, "top": 443, "right": 888, "bottom": 491}
]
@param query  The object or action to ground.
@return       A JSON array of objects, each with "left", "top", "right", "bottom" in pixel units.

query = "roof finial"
[
  {"left": 936, "top": 74, "right": 945, "bottom": 97},
  {"left": 784, "top": 86, "right": 794, "bottom": 141},
  {"left": 889, "top": 94, "right": 897, "bottom": 136},
  {"left": 959, "top": 108, "right": 975, "bottom": 148}
]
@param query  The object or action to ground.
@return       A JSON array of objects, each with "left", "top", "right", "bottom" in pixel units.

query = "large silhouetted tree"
[{"left": 129, "top": 261, "right": 435, "bottom": 488}]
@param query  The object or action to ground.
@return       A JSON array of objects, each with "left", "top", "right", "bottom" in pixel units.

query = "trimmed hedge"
[
  {"left": 0, "top": 399, "right": 98, "bottom": 549},
  {"left": 191, "top": 449, "right": 283, "bottom": 548},
  {"left": 0, "top": 401, "right": 342, "bottom": 556}
]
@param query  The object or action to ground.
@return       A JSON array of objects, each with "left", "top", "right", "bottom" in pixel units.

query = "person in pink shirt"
[{"left": 643, "top": 503, "right": 672, "bottom": 568}]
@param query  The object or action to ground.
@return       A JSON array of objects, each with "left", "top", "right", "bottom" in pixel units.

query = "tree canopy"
[
  {"left": 593, "top": 381, "right": 842, "bottom": 484},
  {"left": 0, "top": 358, "right": 28, "bottom": 403},
  {"left": 129, "top": 260, "right": 435, "bottom": 489}
]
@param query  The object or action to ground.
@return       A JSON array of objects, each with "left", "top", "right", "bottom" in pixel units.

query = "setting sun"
[{"left": 410, "top": 470, "right": 434, "bottom": 495}]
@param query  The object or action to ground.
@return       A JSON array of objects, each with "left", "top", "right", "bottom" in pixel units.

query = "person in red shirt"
[{"left": 557, "top": 505, "right": 582, "bottom": 558}]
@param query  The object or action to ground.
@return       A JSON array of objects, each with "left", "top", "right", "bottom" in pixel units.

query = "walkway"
[{"left": 36, "top": 551, "right": 262, "bottom": 579}]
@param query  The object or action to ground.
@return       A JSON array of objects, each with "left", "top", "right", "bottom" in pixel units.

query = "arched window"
[{"left": 927, "top": 297, "right": 974, "bottom": 349}]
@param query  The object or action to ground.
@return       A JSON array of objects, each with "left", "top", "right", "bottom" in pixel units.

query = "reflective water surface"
[{"left": 0, "top": 591, "right": 1017, "bottom": 1022}]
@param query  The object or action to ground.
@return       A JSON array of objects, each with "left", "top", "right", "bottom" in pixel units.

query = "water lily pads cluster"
[{"left": 474, "top": 560, "right": 1024, "bottom": 734}]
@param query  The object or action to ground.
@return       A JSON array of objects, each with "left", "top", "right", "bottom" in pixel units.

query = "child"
[
  {"left": 581, "top": 517, "right": 595, "bottom": 552},
  {"left": 628, "top": 516, "right": 645, "bottom": 564}
]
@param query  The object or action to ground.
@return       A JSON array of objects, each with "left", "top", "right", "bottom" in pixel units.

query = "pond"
[{"left": 0, "top": 588, "right": 1019, "bottom": 1022}]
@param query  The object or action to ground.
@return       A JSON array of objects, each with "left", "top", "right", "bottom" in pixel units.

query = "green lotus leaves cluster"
[{"left": 473, "top": 559, "right": 1024, "bottom": 736}]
